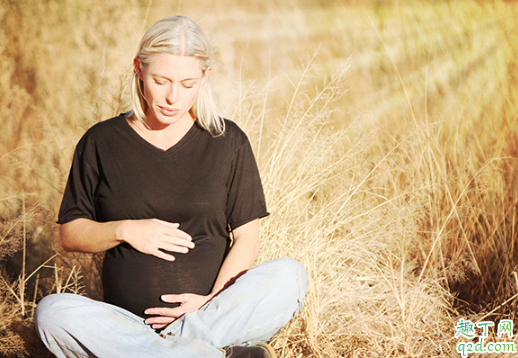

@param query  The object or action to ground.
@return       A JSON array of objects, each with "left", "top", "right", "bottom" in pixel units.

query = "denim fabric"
[{"left": 35, "top": 258, "right": 308, "bottom": 358}]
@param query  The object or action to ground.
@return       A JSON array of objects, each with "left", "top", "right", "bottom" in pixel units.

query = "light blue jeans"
[{"left": 35, "top": 258, "right": 308, "bottom": 358}]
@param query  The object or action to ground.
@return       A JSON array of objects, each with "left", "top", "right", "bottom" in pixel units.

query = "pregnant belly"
[{"left": 102, "top": 240, "right": 226, "bottom": 318}]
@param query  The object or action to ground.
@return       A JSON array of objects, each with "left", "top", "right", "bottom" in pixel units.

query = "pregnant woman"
[{"left": 35, "top": 15, "right": 308, "bottom": 358}]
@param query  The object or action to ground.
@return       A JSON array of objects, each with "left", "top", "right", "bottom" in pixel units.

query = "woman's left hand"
[{"left": 144, "top": 293, "right": 214, "bottom": 329}]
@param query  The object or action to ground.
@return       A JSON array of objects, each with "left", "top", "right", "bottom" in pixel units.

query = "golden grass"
[{"left": 1, "top": 0, "right": 518, "bottom": 356}]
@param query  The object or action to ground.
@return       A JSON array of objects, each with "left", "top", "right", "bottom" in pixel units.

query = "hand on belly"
[{"left": 143, "top": 292, "right": 215, "bottom": 329}]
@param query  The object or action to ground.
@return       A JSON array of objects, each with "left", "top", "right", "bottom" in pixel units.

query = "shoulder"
[
  {"left": 74, "top": 114, "right": 126, "bottom": 155},
  {"left": 220, "top": 119, "right": 250, "bottom": 147},
  {"left": 71, "top": 114, "right": 130, "bottom": 169},
  {"left": 199, "top": 119, "right": 254, "bottom": 160},
  {"left": 82, "top": 114, "right": 125, "bottom": 138}
]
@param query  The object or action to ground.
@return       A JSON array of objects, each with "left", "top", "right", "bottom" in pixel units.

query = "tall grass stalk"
[{"left": 235, "top": 62, "right": 455, "bottom": 357}]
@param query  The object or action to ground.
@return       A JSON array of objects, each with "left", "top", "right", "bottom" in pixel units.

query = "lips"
[{"left": 159, "top": 106, "right": 179, "bottom": 117}]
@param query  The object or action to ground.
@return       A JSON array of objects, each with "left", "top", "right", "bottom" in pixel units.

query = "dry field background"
[{"left": 1, "top": 0, "right": 518, "bottom": 357}]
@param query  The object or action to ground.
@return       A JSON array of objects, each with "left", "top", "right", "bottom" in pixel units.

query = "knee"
[
  {"left": 282, "top": 258, "right": 308, "bottom": 300},
  {"left": 285, "top": 258, "right": 307, "bottom": 284},
  {"left": 35, "top": 293, "right": 83, "bottom": 331},
  {"left": 258, "top": 258, "right": 308, "bottom": 301},
  {"left": 268, "top": 258, "right": 308, "bottom": 316},
  {"left": 272, "top": 258, "right": 307, "bottom": 283}
]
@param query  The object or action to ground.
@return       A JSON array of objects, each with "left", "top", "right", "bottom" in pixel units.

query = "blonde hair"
[{"left": 130, "top": 16, "right": 224, "bottom": 136}]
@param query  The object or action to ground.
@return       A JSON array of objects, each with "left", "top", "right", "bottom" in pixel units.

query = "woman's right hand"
[{"left": 118, "top": 219, "right": 194, "bottom": 261}]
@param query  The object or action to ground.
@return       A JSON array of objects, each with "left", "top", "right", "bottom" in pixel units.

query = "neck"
[{"left": 126, "top": 112, "right": 195, "bottom": 151}]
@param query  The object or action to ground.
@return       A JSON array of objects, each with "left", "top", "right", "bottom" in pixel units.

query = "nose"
[{"left": 166, "top": 84, "right": 179, "bottom": 104}]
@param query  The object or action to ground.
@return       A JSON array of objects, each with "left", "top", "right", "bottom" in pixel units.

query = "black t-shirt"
[{"left": 58, "top": 114, "right": 268, "bottom": 317}]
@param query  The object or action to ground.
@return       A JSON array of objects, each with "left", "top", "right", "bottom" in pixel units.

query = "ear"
[
  {"left": 133, "top": 57, "right": 143, "bottom": 79},
  {"left": 202, "top": 66, "right": 212, "bottom": 84}
]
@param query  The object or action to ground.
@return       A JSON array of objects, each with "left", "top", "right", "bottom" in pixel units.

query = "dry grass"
[{"left": 1, "top": 0, "right": 518, "bottom": 357}]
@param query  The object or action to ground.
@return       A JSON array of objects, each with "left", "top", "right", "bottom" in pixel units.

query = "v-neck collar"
[{"left": 119, "top": 113, "right": 201, "bottom": 155}]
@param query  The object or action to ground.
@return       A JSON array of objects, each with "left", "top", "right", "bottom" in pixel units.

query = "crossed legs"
[{"left": 35, "top": 258, "right": 308, "bottom": 358}]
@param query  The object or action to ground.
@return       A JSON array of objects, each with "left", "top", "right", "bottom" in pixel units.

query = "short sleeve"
[
  {"left": 57, "top": 135, "right": 100, "bottom": 224},
  {"left": 225, "top": 133, "right": 269, "bottom": 230}
]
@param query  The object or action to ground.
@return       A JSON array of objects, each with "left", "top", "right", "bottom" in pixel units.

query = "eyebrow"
[{"left": 152, "top": 74, "right": 200, "bottom": 82}]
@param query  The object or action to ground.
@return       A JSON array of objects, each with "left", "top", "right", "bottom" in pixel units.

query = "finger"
[
  {"left": 161, "top": 294, "right": 185, "bottom": 304},
  {"left": 145, "top": 316, "right": 176, "bottom": 324},
  {"left": 175, "top": 229, "right": 193, "bottom": 241},
  {"left": 144, "top": 307, "right": 183, "bottom": 317},
  {"left": 154, "top": 220, "right": 192, "bottom": 241},
  {"left": 154, "top": 250, "right": 176, "bottom": 262},
  {"left": 155, "top": 222, "right": 192, "bottom": 241},
  {"left": 163, "top": 229, "right": 192, "bottom": 242},
  {"left": 144, "top": 318, "right": 176, "bottom": 329},
  {"left": 161, "top": 241, "right": 193, "bottom": 254},
  {"left": 152, "top": 219, "right": 180, "bottom": 228},
  {"left": 179, "top": 238, "right": 195, "bottom": 249}
]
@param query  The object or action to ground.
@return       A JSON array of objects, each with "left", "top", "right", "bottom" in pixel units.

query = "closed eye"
[{"left": 182, "top": 81, "right": 197, "bottom": 89}]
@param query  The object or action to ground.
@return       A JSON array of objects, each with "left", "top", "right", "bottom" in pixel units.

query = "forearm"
[
  {"left": 210, "top": 219, "right": 261, "bottom": 295},
  {"left": 59, "top": 218, "right": 125, "bottom": 253},
  {"left": 60, "top": 218, "right": 194, "bottom": 260}
]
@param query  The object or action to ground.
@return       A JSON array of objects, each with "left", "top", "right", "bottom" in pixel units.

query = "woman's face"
[{"left": 136, "top": 53, "right": 209, "bottom": 129}]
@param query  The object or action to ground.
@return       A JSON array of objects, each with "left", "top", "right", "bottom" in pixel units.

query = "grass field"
[{"left": 1, "top": 0, "right": 518, "bottom": 356}]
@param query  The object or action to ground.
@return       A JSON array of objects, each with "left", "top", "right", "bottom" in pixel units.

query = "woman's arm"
[
  {"left": 59, "top": 218, "right": 194, "bottom": 261},
  {"left": 59, "top": 218, "right": 124, "bottom": 253},
  {"left": 144, "top": 218, "right": 261, "bottom": 329},
  {"left": 210, "top": 218, "right": 260, "bottom": 294}
]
